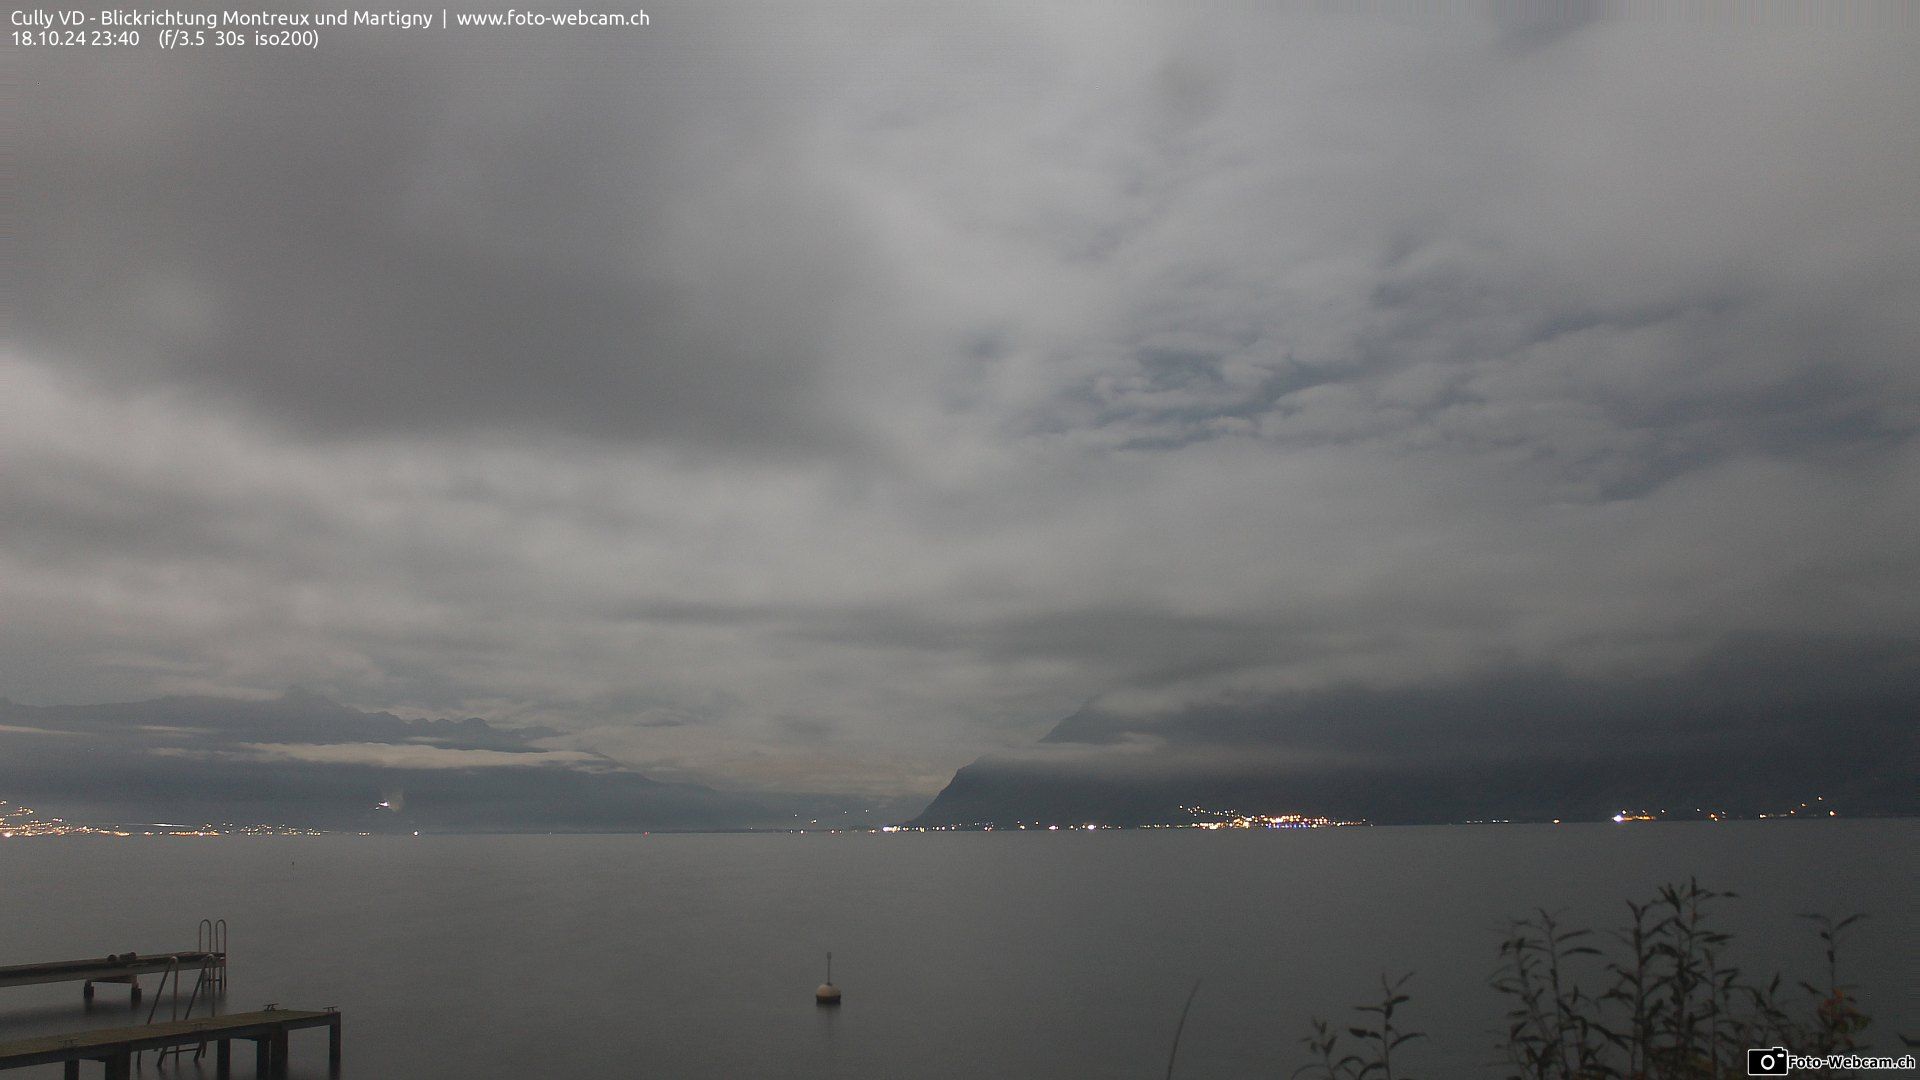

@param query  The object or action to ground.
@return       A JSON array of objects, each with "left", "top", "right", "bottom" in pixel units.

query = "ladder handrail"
[
  {"left": 136, "top": 954, "right": 179, "bottom": 1068},
  {"left": 142, "top": 956, "right": 179, "bottom": 1027},
  {"left": 149, "top": 952, "right": 223, "bottom": 1066},
  {"left": 196, "top": 917, "right": 229, "bottom": 993},
  {"left": 140, "top": 920, "right": 227, "bottom": 1069}
]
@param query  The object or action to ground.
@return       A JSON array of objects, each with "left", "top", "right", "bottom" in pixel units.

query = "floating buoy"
[{"left": 815, "top": 951, "right": 841, "bottom": 1006}]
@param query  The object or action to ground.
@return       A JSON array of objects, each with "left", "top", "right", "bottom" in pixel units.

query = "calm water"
[{"left": 0, "top": 823, "right": 1913, "bottom": 1078}]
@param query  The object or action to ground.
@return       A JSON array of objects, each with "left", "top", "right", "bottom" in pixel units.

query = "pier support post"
[
  {"left": 63, "top": 1062, "right": 79, "bottom": 1080},
  {"left": 269, "top": 1029, "right": 289, "bottom": 1077},
  {"left": 104, "top": 1050, "right": 131, "bottom": 1080},
  {"left": 217, "top": 1037, "right": 233, "bottom": 1078},
  {"left": 328, "top": 1014, "right": 342, "bottom": 1076},
  {"left": 255, "top": 1036, "right": 271, "bottom": 1076}
]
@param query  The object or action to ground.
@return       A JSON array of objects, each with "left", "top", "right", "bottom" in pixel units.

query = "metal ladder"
[
  {"left": 198, "top": 918, "right": 229, "bottom": 994},
  {"left": 143, "top": 919, "right": 227, "bottom": 1070}
]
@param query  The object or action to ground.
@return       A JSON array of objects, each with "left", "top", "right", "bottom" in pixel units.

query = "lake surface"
[{"left": 0, "top": 822, "right": 1913, "bottom": 1078}]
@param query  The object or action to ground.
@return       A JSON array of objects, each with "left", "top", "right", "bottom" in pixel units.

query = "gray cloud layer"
[{"left": 8, "top": 3, "right": 1918, "bottom": 811}]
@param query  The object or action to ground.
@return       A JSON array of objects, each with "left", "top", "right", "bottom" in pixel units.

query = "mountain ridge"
[{"left": 909, "top": 636, "right": 1920, "bottom": 826}]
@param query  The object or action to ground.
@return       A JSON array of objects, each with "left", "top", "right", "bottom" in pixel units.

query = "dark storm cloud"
[
  {"left": 915, "top": 636, "right": 1920, "bottom": 825},
  {"left": 6, "top": 2, "right": 1919, "bottom": 816},
  {"left": 1038, "top": 636, "right": 1920, "bottom": 762}
]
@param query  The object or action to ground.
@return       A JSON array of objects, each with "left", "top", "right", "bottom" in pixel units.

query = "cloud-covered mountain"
[
  {"left": 0, "top": 690, "right": 860, "bottom": 831},
  {"left": 910, "top": 636, "right": 1920, "bottom": 826}
]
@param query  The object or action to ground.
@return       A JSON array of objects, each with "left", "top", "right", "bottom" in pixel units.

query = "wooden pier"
[
  {"left": 0, "top": 1008, "right": 339, "bottom": 1078},
  {"left": 0, "top": 952, "right": 226, "bottom": 1003}
]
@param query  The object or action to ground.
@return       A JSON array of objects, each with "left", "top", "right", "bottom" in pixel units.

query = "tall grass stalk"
[{"left": 1297, "top": 880, "right": 1874, "bottom": 1080}]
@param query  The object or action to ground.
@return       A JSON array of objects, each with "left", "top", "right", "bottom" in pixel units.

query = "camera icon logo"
[{"left": 1747, "top": 1047, "right": 1790, "bottom": 1075}]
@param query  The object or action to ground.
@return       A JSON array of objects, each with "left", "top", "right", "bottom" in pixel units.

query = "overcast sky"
[{"left": 8, "top": 2, "right": 1918, "bottom": 807}]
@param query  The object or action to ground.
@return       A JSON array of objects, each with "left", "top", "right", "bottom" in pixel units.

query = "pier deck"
[
  {"left": 0, "top": 952, "right": 225, "bottom": 1003},
  {"left": 0, "top": 953, "right": 223, "bottom": 990},
  {"left": 0, "top": 1008, "right": 339, "bottom": 1078}
]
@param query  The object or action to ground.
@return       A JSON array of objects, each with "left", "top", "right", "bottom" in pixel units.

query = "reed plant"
[{"left": 1294, "top": 879, "right": 1875, "bottom": 1079}]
